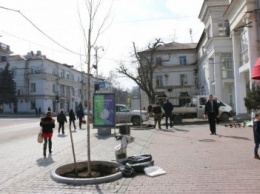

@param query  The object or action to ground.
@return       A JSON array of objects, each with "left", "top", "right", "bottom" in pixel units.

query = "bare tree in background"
[
  {"left": 117, "top": 38, "right": 164, "bottom": 104},
  {"left": 78, "top": 0, "right": 112, "bottom": 176}
]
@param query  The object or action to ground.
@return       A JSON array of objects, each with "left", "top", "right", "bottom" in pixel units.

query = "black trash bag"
[
  {"left": 119, "top": 164, "right": 136, "bottom": 178},
  {"left": 127, "top": 160, "right": 154, "bottom": 173},
  {"left": 124, "top": 154, "right": 152, "bottom": 165}
]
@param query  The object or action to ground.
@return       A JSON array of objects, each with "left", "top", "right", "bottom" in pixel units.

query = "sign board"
[
  {"left": 93, "top": 93, "right": 115, "bottom": 128},
  {"left": 99, "top": 81, "right": 105, "bottom": 89}
]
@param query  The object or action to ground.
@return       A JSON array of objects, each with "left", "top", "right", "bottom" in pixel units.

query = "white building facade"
[
  {"left": 140, "top": 42, "right": 198, "bottom": 109},
  {"left": 197, "top": 0, "right": 235, "bottom": 109},
  {"left": 0, "top": 50, "right": 96, "bottom": 115},
  {"left": 224, "top": 0, "right": 260, "bottom": 115}
]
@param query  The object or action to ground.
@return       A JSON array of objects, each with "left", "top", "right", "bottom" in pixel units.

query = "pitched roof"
[
  {"left": 140, "top": 42, "right": 197, "bottom": 54},
  {"left": 157, "top": 42, "right": 197, "bottom": 51}
]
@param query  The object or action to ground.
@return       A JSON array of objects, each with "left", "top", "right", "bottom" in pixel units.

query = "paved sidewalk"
[{"left": 1, "top": 120, "right": 260, "bottom": 194}]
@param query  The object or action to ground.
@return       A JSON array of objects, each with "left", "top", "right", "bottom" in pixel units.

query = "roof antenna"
[{"left": 189, "top": 29, "right": 193, "bottom": 43}]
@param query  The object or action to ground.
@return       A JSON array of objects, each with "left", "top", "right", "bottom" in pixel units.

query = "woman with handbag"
[{"left": 40, "top": 111, "right": 55, "bottom": 158}]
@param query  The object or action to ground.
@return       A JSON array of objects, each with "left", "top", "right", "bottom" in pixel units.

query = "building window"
[
  {"left": 209, "top": 58, "right": 214, "bottom": 81},
  {"left": 221, "top": 53, "right": 233, "bottom": 79},
  {"left": 180, "top": 74, "right": 188, "bottom": 85},
  {"left": 218, "top": 20, "right": 230, "bottom": 36},
  {"left": 53, "top": 84, "right": 56, "bottom": 93},
  {"left": 179, "top": 56, "right": 187, "bottom": 65},
  {"left": 155, "top": 57, "right": 162, "bottom": 66},
  {"left": 60, "top": 85, "right": 65, "bottom": 95},
  {"left": 30, "top": 83, "right": 36, "bottom": 92},
  {"left": 66, "top": 86, "right": 70, "bottom": 96},
  {"left": 239, "top": 28, "right": 249, "bottom": 66},
  {"left": 17, "top": 90, "right": 20, "bottom": 96},
  {"left": 31, "top": 100, "right": 36, "bottom": 110},
  {"left": 156, "top": 75, "right": 163, "bottom": 87},
  {"left": 60, "top": 70, "right": 65, "bottom": 78},
  {"left": 72, "top": 88, "right": 75, "bottom": 95}
]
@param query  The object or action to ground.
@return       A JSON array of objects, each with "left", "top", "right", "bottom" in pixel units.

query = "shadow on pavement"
[
  {"left": 57, "top": 134, "right": 67, "bottom": 138},
  {"left": 199, "top": 139, "right": 216, "bottom": 142},
  {"left": 173, "top": 127, "right": 189, "bottom": 132},
  {"left": 218, "top": 135, "right": 251, "bottom": 141},
  {"left": 94, "top": 134, "right": 115, "bottom": 140},
  {"left": 36, "top": 154, "right": 55, "bottom": 167}
]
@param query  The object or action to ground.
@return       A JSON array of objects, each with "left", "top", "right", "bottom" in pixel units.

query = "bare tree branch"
[{"left": 117, "top": 39, "right": 164, "bottom": 103}]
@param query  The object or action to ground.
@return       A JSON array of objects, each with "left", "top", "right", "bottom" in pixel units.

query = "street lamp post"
[{"left": 93, "top": 46, "right": 104, "bottom": 92}]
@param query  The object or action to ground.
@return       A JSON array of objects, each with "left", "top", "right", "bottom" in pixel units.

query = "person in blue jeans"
[{"left": 253, "top": 113, "right": 260, "bottom": 159}]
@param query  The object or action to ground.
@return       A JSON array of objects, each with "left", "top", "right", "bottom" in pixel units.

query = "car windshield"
[{"left": 116, "top": 105, "right": 130, "bottom": 112}]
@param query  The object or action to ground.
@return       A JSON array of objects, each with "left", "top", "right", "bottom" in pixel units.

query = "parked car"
[
  {"left": 116, "top": 104, "right": 149, "bottom": 126},
  {"left": 84, "top": 109, "right": 92, "bottom": 115}
]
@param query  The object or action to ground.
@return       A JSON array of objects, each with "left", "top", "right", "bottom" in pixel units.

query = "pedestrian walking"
[
  {"left": 57, "top": 109, "right": 67, "bottom": 134},
  {"left": 253, "top": 113, "right": 260, "bottom": 159},
  {"left": 38, "top": 107, "right": 41, "bottom": 117},
  {"left": 69, "top": 109, "right": 77, "bottom": 131},
  {"left": 48, "top": 106, "right": 51, "bottom": 112},
  {"left": 40, "top": 111, "right": 55, "bottom": 158},
  {"left": 204, "top": 94, "right": 219, "bottom": 135},
  {"left": 148, "top": 104, "right": 153, "bottom": 117},
  {"left": 163, "top": 99, "right": 174, "bottom": 129},
  {"left": 76, "top": 107, "right": 84, "bottom": 129},
  {"left": 153, "top": 102, "right": 162, "bottom": 129},
  {"left": 35, "top": 108, "right": 38, "bottom": 117}
]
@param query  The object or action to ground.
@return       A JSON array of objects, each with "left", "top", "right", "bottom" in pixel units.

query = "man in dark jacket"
[
  {"left": 57, "top": 109, "right": 67, "bottom": 134},
  {"left": 163, "top": 99, "right": 174, "bottom": 129},
  {"left": 204, "top": 94, "right": 219, "bottom": 135},
  {"left": 77, "top": 107, "right": 84, "bottom": 129},
  {"left": 153, "top": 102, "right": 162, "bottom": 130}
]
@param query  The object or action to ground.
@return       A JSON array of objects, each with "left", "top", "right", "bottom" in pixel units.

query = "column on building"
[
  {"left": 247, "top": 12, "right": 259, "bottom": 82},
  {"left": 232, "top": 30, "right": 247, "bottom": 114},
  {"left": 214, "top": 53, "right": 223, "bottom": 99}
]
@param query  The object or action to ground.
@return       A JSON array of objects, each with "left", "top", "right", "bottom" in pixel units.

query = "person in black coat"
[
  {"left": 253, "top": 113, "right": 260, "bottom": 159},
  {"left": 163, "top": 99, "right": 174, "bottom": 129},
  {"left": 76, "top": 107, "right": 84, "bottom": 129},
  {"left": 69, "top": 109, "right": 77, "bottom": 131},
  {"left": 40, "top": 111, "right": 55, "bottom": 157},
  {"left": 57, "top": 109, "right": 67, "bottom": 134},
  {"left": 204, "top": 94, "right": 219, "bottom": 135},
  {"left": 153, "top": 102, "right": 162, "bottom": 130}
]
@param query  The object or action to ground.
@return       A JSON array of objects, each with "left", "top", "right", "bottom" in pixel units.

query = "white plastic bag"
[{"left": 144, "top": 166, "right": 166, "bottom": 177}]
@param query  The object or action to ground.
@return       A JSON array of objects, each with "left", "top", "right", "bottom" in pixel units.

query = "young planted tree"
[
  {"left": 0, "top": 63, "right": 17, "bottom": 106},
  {"left": 117, "top": 38, "right": 164, "bottom": 104},
  {"left": 78, "top": 0, "right": 112, "bottom": 175}
]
